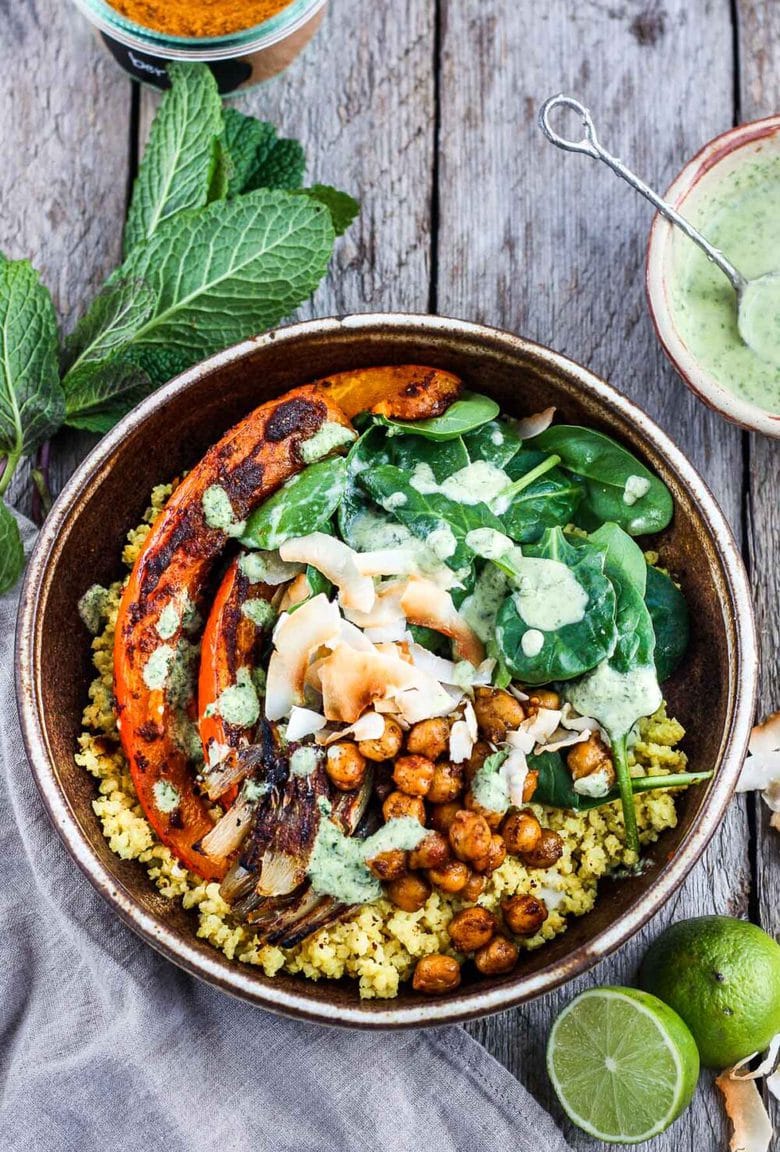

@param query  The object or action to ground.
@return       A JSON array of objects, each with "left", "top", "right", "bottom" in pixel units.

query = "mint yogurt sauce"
[{"left": 669, "top": 152, "right": 780, "bottom": 413}]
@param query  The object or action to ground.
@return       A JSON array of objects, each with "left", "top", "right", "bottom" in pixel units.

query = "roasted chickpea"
[
  {"left": 464, "top": 789, "right": 503, "bottom": 830},
  {"left": 472, "top": 833, "right": 507, "bottom": 875},
  {"left": 502, "top": 893, "right": 549, "bottom": 936},
  {"left": 474, "top": 934, "right": 519, "bottom": 975},
  {"left": 406, "top": 717, "right": 450, "bottom": 760},
  {"left": 428, "top": 800, "right": 462, "bottom": 835},
  {"left": 566, "top": 733, "right": 615, "bottom": 788},
  {"left": 464, "top": 740, "right": 492, "bottom": 784},
  {"left": 386, "top": 873, "right": 431, "bottom": 912},
  {"left": 427, "top": 859, "right": 470, "bottom": 894},
  {"left": 448, "top": 810, "right": 492, "bottom": 863},
  {"left": 427, "top": 760, "right": 465, "bottom": 804},
  {"left": 408, "top": 831, "right": 451, "bottom": 871},
  {"left": 382, "top": 791, "right": 426, "bottom": 824},
  {"left": 473, "top": 686, "right": 526, "bottom": 742},
  {"left": 501, "top": 808, "right": 543, "bottom": 856},
  {"left": 412, "top": 954, "right": 461, "bottom": 994},
  {"left": 460, "top": 873, "right": 486, "bottom": 902},
  {"left": 522, "top": 769, "right": 539, "bottom": 803},
  {"left": 366, "top": 849, "right": 407, "bottom": 881},
  {"left": 528, "top": 688, "right": 561, "bottom": 711},
  {"left": 359, "top": 716, "right": 404, "bottom": 762},
  {"left": 392, "top": 754, "right": 435, "bottom": 797},
  {"left": 325, "top": 742, "right": 367, "bottom": 792},
  {"left": 521, "top": 828, "right": 565, "bottom": 870},
  {"left": 447, "top": 906, "right": 497, "bottom": 952}
]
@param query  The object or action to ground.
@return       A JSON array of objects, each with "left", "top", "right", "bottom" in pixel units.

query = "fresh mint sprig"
[{"left": 0, "top": 62, "right": 359, "bottom": 594}]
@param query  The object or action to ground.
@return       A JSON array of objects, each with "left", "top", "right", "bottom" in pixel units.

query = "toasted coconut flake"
[
  {"left": 515, "top": 406, "right": 556, "bottom": 440},
  {"left": 394, "top": 684, "right": 459, "bottom": 725},
  {"left": 365, "top": 621, "right": 408, "bottom": 643},
  {"left": 280, "top": 533, "right": 375, "bottom": 613},
  {"left": 507, "top": 684, "right": 530, "bottom": 703},
  {"left": 317, "top": 645, "right": 422, "bottom": 723},
  {"left": 330, "top": 619, "right": 375, "bottom": 652},
  {"left": 731, "top": 1035, "right": 780, "bottom": 1082},
  {"left": 277, "top": 572, "right": 312, "bottom": 612},
  {"left": 737, "top": 712, "right": 780, "bottom": 829},
  {"left": 542, "top": 726, "right": 591, "bottom": 754},
  {"left": 265, "top": 595, "right": 341, "bottom": 720},
  {"left": 342, "top": 582, "right": 405, "bottom": 629},
  {"left": 287, "top": 707, "right": 327, "bottom": 741},
  {"left": 505, "top": 728, "right": 535, "bottom": 755},
  {"left": 559, "top": 702, "right": 597, "bottom": 732},
  {"left": 400, "top": 577, "right": 485, "bottom": 665},
  {"left": 315, "top": 711, "right": 386, "bottom": 746},
  {"left": 716, "top": 1072, "right": 773, "bottom": 1152},
  {"left": 408, "top": 642, "right": 459, "bottom": 684},
  {"left": 353, "top": 548, "right": 423, "bottom": 578},
  {"left": 522, "top": 707, "right": 563, "bottom": 745},
  {"left": 450, "top": 719, "right": 475, "bottom": 763}
]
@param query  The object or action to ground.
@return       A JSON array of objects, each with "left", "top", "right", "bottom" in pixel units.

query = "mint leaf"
[
  {"left": 63, "top": 356, "right": 153, "bottom": 432},
  {"left": 0, "top": 502, "right": 24, "bottom": 594},
  {"left": 295, "top": 185, "right": 359, "bottom": 236},
  {"left": 107, "top": 189, "right": 335, "bottom": 378},
  {"left": 63, "top": 278, "right": 157, "bottom": 374},
  {"left": 123, "top": 62, "right": 224, "bottom": 256},
  {"left": 222, "top": 109, "right": 276, "bottom": 197},
  {"left": 0, "top": 256, "right": 63, "bottom": 457},
  {"left": 245, "top": 135, "right": 306, "bottom": 191}
]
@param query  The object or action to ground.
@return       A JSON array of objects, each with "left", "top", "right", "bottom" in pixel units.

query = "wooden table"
[{"left": 4, "top": 2, "right": 778, "bottom": 1147}]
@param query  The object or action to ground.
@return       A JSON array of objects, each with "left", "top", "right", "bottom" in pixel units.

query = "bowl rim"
[
  {"left": 646, "top": 114, "right": 780, "bottom": 438},
  {"left": 15, "top": 312, "right": 758, "bottom": 1028}
]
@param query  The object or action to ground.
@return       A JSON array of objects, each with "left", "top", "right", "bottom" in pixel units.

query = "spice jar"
[{"left": 69, "top": 0, "right": 328, "bottom": 93}]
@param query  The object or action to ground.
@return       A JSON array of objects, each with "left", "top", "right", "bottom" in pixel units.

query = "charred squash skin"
[
  {"left": 113, "top": 385, "right": 353, "bottom": 881},
  {"left": 198, "top": 555, "right": 274, "bottom": 803},
  {"left": 312, "top": 365, "right": 463, "bottom": 420}
]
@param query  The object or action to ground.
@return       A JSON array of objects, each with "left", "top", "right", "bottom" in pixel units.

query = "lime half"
[{"left": 547, "top": 987, "right": 700, "bottom": 1144}]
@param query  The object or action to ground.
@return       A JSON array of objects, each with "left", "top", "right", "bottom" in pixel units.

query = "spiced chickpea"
[
  {"left": 427, "top": 859, "right": 470, "bottom": 894},
  {"left": 366, "top": 849, "right": 407, "bottom": 882},
  {"left": 447, "top": 906, "right": 497, "bottom": 952},
  {"left": 474, "top": 934, "right": 519, "bottom": 975},
  {"left": 427, "top": 761, "right": 465, "bottom": 804},
  {"left": 528, "top": 688, "right": 561, "bottom": 712},
  {"left": 448, "top": 810, "right": 492, "bottom": 863},
  {"left": 408, "top": 831, "right": 451, "bottom": 871},
  {"left": 386, "top": 873, "right": 431, "bottom": 912},
  {"left": 501, "top": 808, "right": 543, "bottom": 856},
  {"left": 566, "top": 733, "right": 615, "bottom": 788},
  {"left": 464, "top": 790, "right": 503, "bottom": 830},
  {"left": 473, "top": 686, "right": 526, "bottom": 742},
  {"left": 460, "top": 873, "right": 486, "bottom": 903},
  {"left": 502, "top": 893, "right": 549, "bottom": 936},
  {"left": 472, "top": 833, "right": 507, "bottom": 875},
  {"left": 382, "top": 791, "right": 426, "bottom": 824},
  {"left": 325, "top": 742, "right": 367, "bottom": 792},
  {"left": 428, "top": 800, "right": 461, "bottom": 835},
  {"left": 522, "top": 769, "right": 539, "bottom": 803},
  {"left": 392, "top": 754, "right": 435, "bottom": 797},
  {"left": 464, "top": 740, "right": 492, "bottom": 784},
  {"left": 521, "top": 828, "right": 565, "bottom": 870},
  {"left": 406, "top": 717, "right": 450, "bottom": 761},
  {"left": 412, "top": 954, "right": 461, "bottom": 994},
  {"left": 358, "top": 716, "right": 404, "bottom": 762}
]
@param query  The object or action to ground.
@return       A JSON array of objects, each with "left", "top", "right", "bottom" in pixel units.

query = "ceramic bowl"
[
  {"left": 646, "top": 115, "right": 780, "bottom": 437},
  {"left": 16, "top": 313, "right": 757, "bottom": 1027}
]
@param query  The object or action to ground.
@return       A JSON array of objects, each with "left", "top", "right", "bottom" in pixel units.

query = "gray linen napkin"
[{"left": 0, "top": 512, "right": 570, "bottom": 1152}]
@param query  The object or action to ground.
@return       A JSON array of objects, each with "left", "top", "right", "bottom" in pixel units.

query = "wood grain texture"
[
  {"left": 435, "top": 2, "right": 750, "bottom": 1147},
  {"left": 737, "top": 0, "right": 780, "bottom": 1140},
  {"left": 0, "top": 0, "right": 131, "bottom": 514}
]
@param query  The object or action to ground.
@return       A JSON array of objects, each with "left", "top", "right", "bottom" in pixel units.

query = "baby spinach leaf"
[
  {"left": 645, "top": 564, "right": 690, "bottom": 682},
  {"left": 0, "top": 257, "right": 63, "bottom": 458},
  {"left": 63, "top": 357, "right": 154, "bottom": 433},
  {"left": 384, "top": 431, "right": 469, "bottom": 481},
  {"left": 531, "top": 750, "right": 711, "bottom": 812},
  {"left": 463, "top": 418, "right": 522, "bottom": 468},
  {"left": 501, "top": 449, "right": 584, "bottom": 543},
  {"left": 379, "top": 391, "right": 500, "bottom": 441},
  {"left": 80, "top": 189, "right": 334, "bottom": 382},
  {"left": 123, "top": 62, "right": 224, "bottom": 257},
  {"left": 241, "top": 457, "right": 347, "bottom": 550},
  {"left": 0, "top": 502, "right": 24, "bottom": 595},
  {"left": 360, "top": 462, "right": 504, "bottom": 572},
  {"left": 589, "top": 522, "right": 647, "bottom": 596},
  {"left": 293, "top": 186, "right": 359, "bottom": 237},
  {"left": 337, "top": 426, "right": 392, "bottom": 548},
  {"left": 531, "top": 425, "right": 673, "bottom": 536},
  {"left": 493, "top": 527, "right": 617, "bottom": 684}
]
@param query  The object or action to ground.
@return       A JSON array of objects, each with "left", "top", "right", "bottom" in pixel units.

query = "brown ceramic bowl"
[{"left": 16, "top": 313, "right": 757, "bottom": 1028}]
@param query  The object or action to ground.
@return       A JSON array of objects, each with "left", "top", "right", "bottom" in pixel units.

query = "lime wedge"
[{"left": 546, "top": 987, "right": 700, "bottom": 1144}]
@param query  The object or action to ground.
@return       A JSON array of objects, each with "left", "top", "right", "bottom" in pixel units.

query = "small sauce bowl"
[{"left": 646, "top": 115, "right": 780, "bottom": 438}]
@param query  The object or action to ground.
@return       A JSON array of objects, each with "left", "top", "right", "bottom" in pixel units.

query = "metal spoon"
[{"left": 539, "top": 94, "right": 780, "bottom": 367}]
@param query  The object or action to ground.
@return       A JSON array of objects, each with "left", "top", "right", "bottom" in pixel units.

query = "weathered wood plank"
[
  {"left": 139, "top": 0, "right": 435, "bottom": 317},
  {"left": 737, "top": 0, "right": 780, "bottom": 1140},
  {"left": 436, "top": 1, "right": 747, "bottom": 1146},
  {"left": 1, "top": 0, "right": 132, "bottom": 517}
]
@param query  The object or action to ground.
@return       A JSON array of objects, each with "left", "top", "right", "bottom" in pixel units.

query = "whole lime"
[{"left": 640, "top": 916, "right": 780, "bottom": 1069}]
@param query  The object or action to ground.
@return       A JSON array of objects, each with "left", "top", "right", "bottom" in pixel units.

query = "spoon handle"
[{"left": 538, "top": 94, "right": 745, "bottom": 294}]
